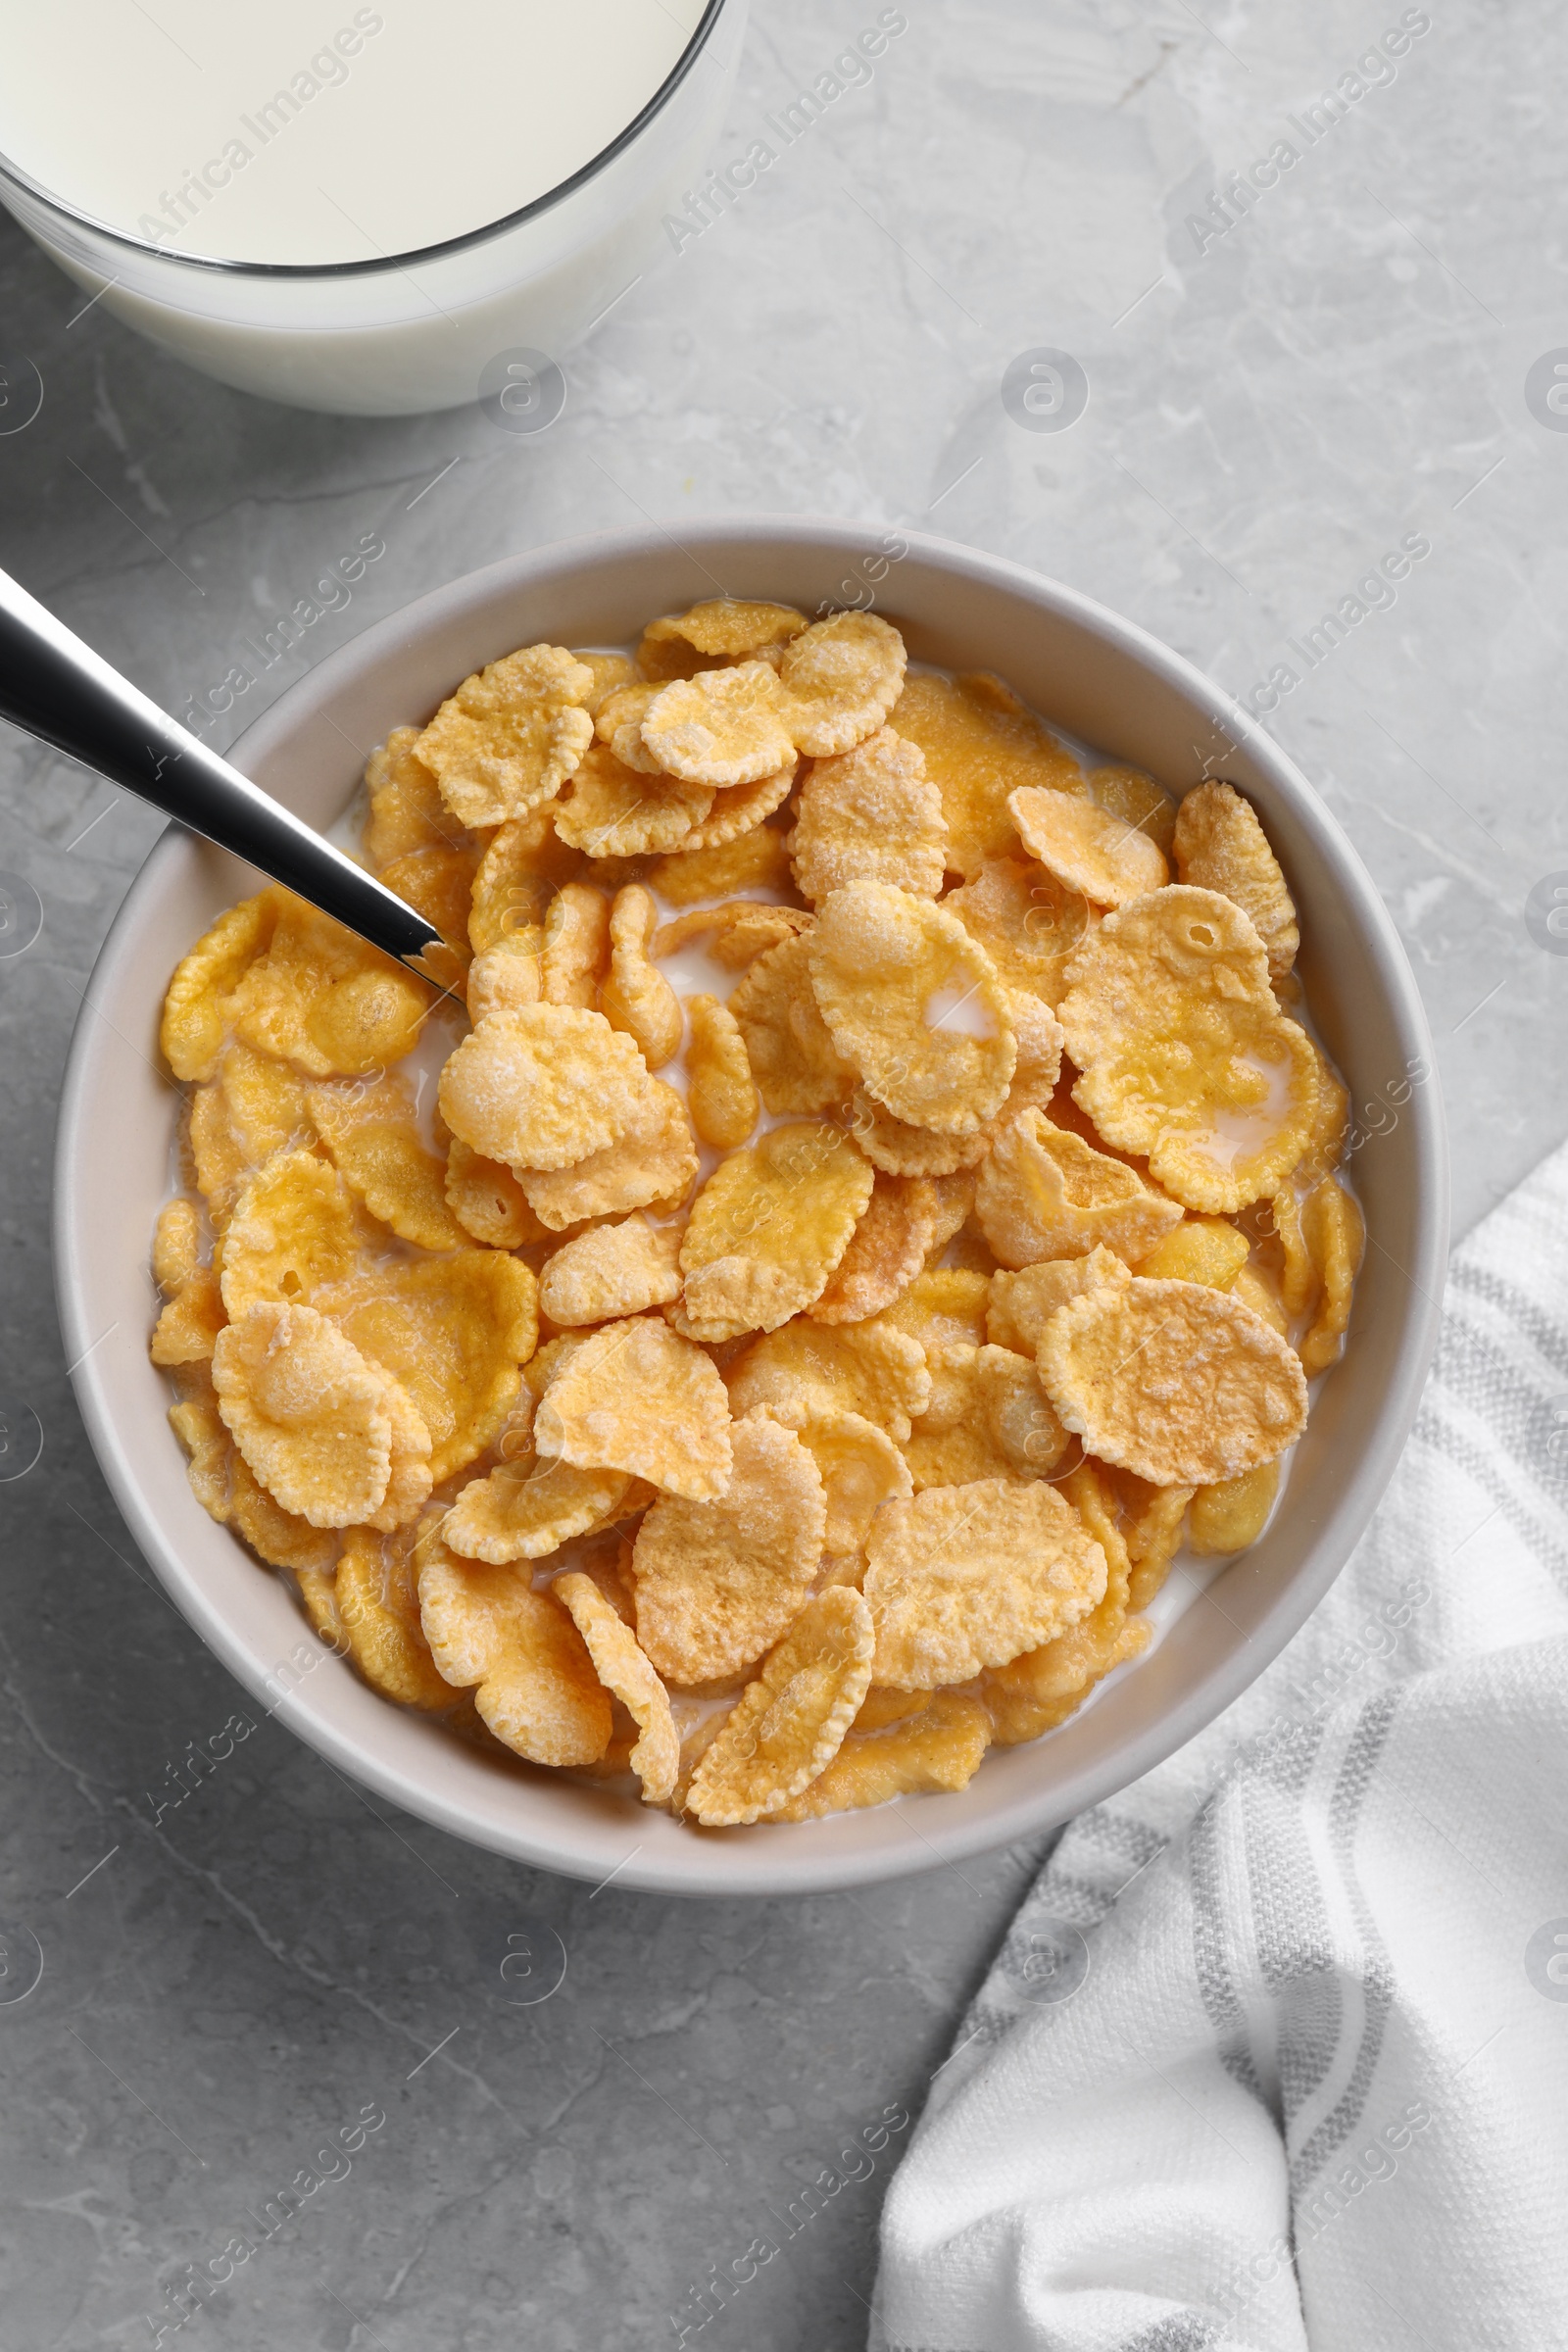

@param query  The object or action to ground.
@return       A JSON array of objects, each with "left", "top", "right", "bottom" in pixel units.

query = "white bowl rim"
[{"left": 54, "top": 515, "right": 1449, "bottom": 1897}]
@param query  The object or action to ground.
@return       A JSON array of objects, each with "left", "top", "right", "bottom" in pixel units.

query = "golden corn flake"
[
  {"left": 944, "top": 856, "right": 1096, "bottom": 1010},
  {"left": 789, "top": 727, "right": 947, "bottom": 904},
  {"left": 676, "top": 1121, "right": 873, "bottom": 1343},
  {"left": 772, "top": 1407, "right": 911, "bottom": 1559},
  {"left": 645, "top": 598, "right": 807, "bottom": 662},
  {"left": 229, "top": 1456, "right": 341, "bottom": 1576},
  {"left": 1297, "top": 1041, "right": 1351, "bottom": 1188},
  {"left": 309, "top": 1074, "right": 466, "bottom": 1251},
  {"left": 1009, "top": 785, "right": 1169, "bottom": 906},
  {"left": 975, "top": 1111, "right": 1185, "bottom": 1271},
  {"left": 540, "top": 882, "right": 612, "bottom": 1009},
  {"left": 641, "top": 661, "right": 798, "bottom": 787},
  {"left": 1174, "top": 781, "right": 1298, "bottom": 980},
  {"left": 889, "top": 669, "right": 1084, "bottom": 880},
  {"left": 987, "top": 1246, "right": 1129, "bottom": 1353},
  {"left": 416, "top": 1531, "right": 612, "bottom": 1765},
  {"left": 444, "top": 1138, "right": 546, "bottom": 1247},
  {"left": 336, "top": 1522, "right": 454, "bottom": 1708},
  {"left": 1298, "top": 1176, "right": 1364, "bottom": 1375},
  {"left": 900, "top": 1346, "right": 1014, "bottom": 1492},
  {"left": 631, "top": 1414, "right": 824, "bottom": 1683},
  {"left": 189, "top": 1040, "right": 318, "bottom": 1228},
  {"left": 1088, "top": 762, "right": 1178, "bottom": 859},
  {"left": 519, "top": 1075, "right": 697, "bottom": 1229},
  {"left": 650, "top": 824, "right": 794, "bottom": 905},
  {"left": 882, "top": 1266, "right": 992, "bottom": 1358},
  {"left": 218, "top": 1151, "right": 365, "bottom": 1317},
  {"left": 1000, "top": 989, "right": 1066, "bottom": 1125},
  {"left": 600, "top": 886, "right": 683, "bottom": 1069},
  {"left": 848, "top": 1090, "right": 990, "bottom": 1178},
  {"left": 1059, "top": 887, "right": 1318, "bottom": 1211},
  {"left": 571, "top": 649, "right": 639, "bottom": 715},
  {"left": 983, "top": 1570, "right": 1150, "bottom": 1746},
  {"left": 683, "top": 995, "right": 759, "bottom": 1152},
  {"left": 774, "top": 1687, "right": 992, "bottom": 1818},
  {"left": 467, "top": 808, "right": 582, "bottom": 956},
  {"left": 725, "top": 1316, "right": 931, "bottom": 1442},
  {"left": 808, "top": 883, "right": 1016, "bottom": 1134},
  {"left": 1038, "top": 1275, "right": 1308, "bottom": 1485},
  {"left": 213, "top": 1301, "right": 402, "bottom": 1528},
  {"left": 808, "top": 1171, "right": 936, "bottom": 1325},
  {"left": 555, "top": 742, "right": 712, "bottom": 857},
  {"left": 1136, "top": 1216, "right": 1250, "bottom": 1290},
  {"left": 538, "top": 1214, "right": 682, "bottom": 1328},
  {"left": 977, "top": 1343, "right": 1068, "bottom": 1477},
  {"left": 1188, "top": 1459, "right": 1280, "bottom": 1556},
  {"left": 687, "top": 1588, "right": 874, "bottom": 1826},
  {"left": 314, "top": 1250, "right": 537, "bottom": 1485},
  {"left": 466, "top": 935, "right": 543, "bottom": 1022},
  {"left": 229, "top": 893, "right": 432, "bottom": 1080},
  {"left": 414, "top": 642, "right": 595, "bottom": 828},
  {"left": 376, "top": 844, "right": 479, "bottom": 963},
  {"left": 161, "top": 891, "right": 280, "bottom": 1083},
  {"left": 728, "top": 933, "right": 857, "bottom": 1117},
  {"left": 366, "top": 728, "right": 463, "bottom": 867},
  {"left": 1233, "top": 1259, "right": 1288, "bottom": 1337},
  {"left": 554, "top": 1570, "right": 678, "bottom": 1805},
  {"left": 655, "top": 900, "right": 812, "bottom": 971},
  {"left": 534, "top": 1314, "right": 732, "bottom": 1499},
  {"left": 1123, "top": 1477, "right": 1195, "bottom": 1611},
  {"left": 680, "top": 763, "right": 798, "bottom": 848},
  {"left": 597, "top": 678, "right": 679, "bottom": 773},
  {"left": 439, "top": 1004, "right": 646, "bottom": 1174},
  {"left": 443, "top": 1455, "right": 634, "bottom": 1562},
  {"left": 150, "top": 1201, "right": 225, "bottom": 1366},
  {"left": 925, "top": 1167, "right": 977, "bottom": 1260},
  {"left": 863, "top": 1477, "right": 1107, "bottom": 1689},
  {"left": 775, "top": 612, "right": 906, "bottom": 759}
]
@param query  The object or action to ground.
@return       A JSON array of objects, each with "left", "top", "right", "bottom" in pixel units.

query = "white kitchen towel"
[{"left": 873, "top": 1139, "right": 1568, "bottom": 2352}]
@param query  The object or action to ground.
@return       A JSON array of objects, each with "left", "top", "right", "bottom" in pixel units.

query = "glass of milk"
[{"left": 0, "top": 0, "right": 746, "bottom": 416}]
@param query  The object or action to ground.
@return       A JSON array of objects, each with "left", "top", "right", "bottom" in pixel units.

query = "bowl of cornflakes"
[{"left": 55, "top": 519, "right": 1446, "bottom": 1894}]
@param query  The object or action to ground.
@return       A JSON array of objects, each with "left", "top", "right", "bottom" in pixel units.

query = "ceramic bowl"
[{"left": 55, "top": 518, "right": 1447, "bottom": 1895}]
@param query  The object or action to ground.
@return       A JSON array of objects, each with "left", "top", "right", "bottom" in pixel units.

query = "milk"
[{"left": 0, "top": 0, "right": 746, "bottom": 413}]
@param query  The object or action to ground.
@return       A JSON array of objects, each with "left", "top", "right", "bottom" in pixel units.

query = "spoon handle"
[{"left": 0, "top": 564, "right": 443, "bottom": 970}]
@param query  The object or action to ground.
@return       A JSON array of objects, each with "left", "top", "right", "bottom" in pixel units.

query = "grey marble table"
[{"left": 1, "top": 1, "right": 1564, "bottom": 2344}]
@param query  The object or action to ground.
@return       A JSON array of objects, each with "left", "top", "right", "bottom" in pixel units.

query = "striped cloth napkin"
[{"left": 873, "top": 1140, "right": 1568, "bottom": 2351}]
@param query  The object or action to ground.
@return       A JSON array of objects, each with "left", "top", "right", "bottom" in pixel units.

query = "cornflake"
[
  {"left": 687, "top": 1588, "right": 874, "bottom": 1826},
  {"left": 1058, "top": 886, "right": 1318, "bottom": 1212},
  {"left": 366, "top": 729, "right": 460, "bottom": 866},
  {"left": 310, "top": 1073, "right": 466, "bottom": 1251},
  {"left": 774, "top": 1687, "right": 992, "bottom": 1818},
  {"left": 987, "top": 1247, "right": 1129, "bottom": 1354},
  {"left": 863, "top": 1478, "right": 1107, "bottom": 1688},
  {"left": 539, "top": 1215, "right": 682, "bottom": 1328},
  {"left": 218, "top": 1151, "right": 365, "bottom": 1316},
  {"left": 725, "top": 1316, "right": 931, "bottom": 1442},
  {"left": 1009, "top": 785, "right": 1168, "bottom": 906},
  {"left": 150, "top": 1200, "right": 225, "bottom": 1366},
  {"left": 975, "top": 1110, "right": 1185, "bottom": 1270},
  {"left": 518, "top": 1076, "right": 697, "bottom": 1229},
  {"left": 769, "top": 1406, "right": 912, "bottom": 1559},
  {"left": 540, "top": 883, "right": 612, "bottom": 1008},
  {"left": 681, "top": 764, "right": 797, "bottom": 848},
  {"left": 1089, "top": 763, "right": 1177, "bottom": 859},
  {"left": 675, "top": 1121, "right": 873, "bottom": 1342},
  {"left": 534, "top": 1315, "right": 733, "bottom": 1499},
  {"left": 642, "top": 662, "right": 798, "bottom": 786},
  {"left": 553, "top": 1571, "right": 679, "bottom": 1805},
  {"left": 631, "top": 1414, "right": 825, "bottom": 1684},
  {"left": 213, "top": 1301, "right": 415, "bottom": 1530},
  {"left": 728, "top": 933, "right": 857, "bottom": 1117},
  {"left": 808, "top": 883, "right": 1016, "bottom": 1134},
  {"left": 227, "top": 892, "right": 430, "bottom": 1078},
  {"left": 600, "top": 885, "right": 683, "bottom": 1069},
  {"left": 189, "top": 1040, "right": 315, "bottom": 1227},
  {"left": 650, "top": 825, "right": 793, "bottom": 904},
  {"left": 1174, "top": 781, "right": 1298, "bottom": 980},
  {"left": 683, "top": 996, "right": 759, "bottom": 1152},
  {"left": 644, "top": 598, "right": 806, "bottom": 662},
  {"left": 555, "top": 742, "right": 712, "bottom": 856},
  {"left": 654, "top": 901, "right": 811, "bottom": 970},
  {"left": 336, "top": 1523, "right": 454, "bottom": 1709},
  {"left": 944, "top": 856, "right": 1095, "bottom": 1009},
  {"left": 776, "top": 611, "right": 906, "bottom": 758},
  {"left": 416, "top": 1528, "right": 612, "bottom": 1765},
  {"left": 415, "top": 643, "right": 595, "bottom": 828},
  {"left": 789, "top": 728, "right": 947, "bottom": 903},
  {"left": 1038, "top": 1276, "right": 1309, "bottom": 1485},
  {"left": 889, "top": 669, "right": 1084, "bottom": 879},
  {"left": 438, "top": 1004, "right": 647, "bottom": 1173},
  {"left": 468, "top": 809, "right": 581, "bottom": 956},
  {"left": 809, "top": 1171, "right": 937, "bottom": 1325},
  {"left": 445, "top": 1139, "right": 546, "bottom": 1247},
  {"left": 161, "top": 892, "right": 280, "bottom": 1082},
  {"left": 443, "top": 1456, "right": 635, "bottom": 1563},
  {"left": 849, "top": 1091, "right": 991, "bottom": 1178}
]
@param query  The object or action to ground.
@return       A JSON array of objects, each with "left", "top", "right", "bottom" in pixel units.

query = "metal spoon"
[{"left": 0, "top": 563, "right": 443, "bottom": 971}]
